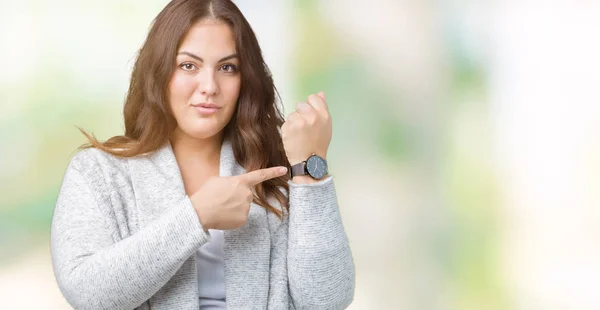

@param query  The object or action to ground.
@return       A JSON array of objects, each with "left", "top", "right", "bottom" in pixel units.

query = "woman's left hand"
[{"left": 281, "top": 91, "right": 332, "bottom": 166}]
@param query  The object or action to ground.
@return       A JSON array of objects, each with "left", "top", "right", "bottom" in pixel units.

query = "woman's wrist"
[
  {"left": 191, "top": 200, "right": 212, "bottom": 231},
  {"left": 291, "top": 174, "right": 329, "bottom": 184}
]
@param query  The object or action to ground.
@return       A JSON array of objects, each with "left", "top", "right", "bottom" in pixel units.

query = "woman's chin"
[{"left": 180, "top": 124, "right": 225, "bottom": 140}]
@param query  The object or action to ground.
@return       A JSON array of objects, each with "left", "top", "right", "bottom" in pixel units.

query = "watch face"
[{"left": 306, "top": 155, "right": 328, "bottom": 179}]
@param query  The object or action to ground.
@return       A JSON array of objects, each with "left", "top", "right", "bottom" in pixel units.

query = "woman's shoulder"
[{"left": 66, "top": 147, "right": 131, "bottom": 181}]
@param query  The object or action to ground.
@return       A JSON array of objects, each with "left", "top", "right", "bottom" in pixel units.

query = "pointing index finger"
[{"left": 241, "top": 166, "right": 288, "bottom": 187}]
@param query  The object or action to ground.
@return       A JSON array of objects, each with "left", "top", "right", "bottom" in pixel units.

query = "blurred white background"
[{"left": 1, "top": 0, "right": 599, "bottom": 309}]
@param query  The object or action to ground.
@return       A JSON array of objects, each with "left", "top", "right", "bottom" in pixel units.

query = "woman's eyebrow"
[{"left": 177, "top": 51, "right": 239, "bottom": 63}]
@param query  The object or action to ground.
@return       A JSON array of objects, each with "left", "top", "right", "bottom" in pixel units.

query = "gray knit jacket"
[{"left": 50, "top": 137, "right": 355, "bottom": 310}]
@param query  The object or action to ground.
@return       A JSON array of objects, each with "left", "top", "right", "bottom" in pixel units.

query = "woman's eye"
[
  {"left": 180, "top": 63, "right": 196, "bottom": 71},
  {"left": 221, "top": 64, "right": 237, "bottom": 73}
]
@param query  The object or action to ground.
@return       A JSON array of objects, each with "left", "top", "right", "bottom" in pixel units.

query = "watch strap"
[{"left": 290, "top": 162, "right": 306, "bottom": 178}]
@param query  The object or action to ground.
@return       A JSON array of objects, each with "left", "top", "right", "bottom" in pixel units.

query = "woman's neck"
[{"left": 169, "top": 128, "right": 223, "bottom": 166}]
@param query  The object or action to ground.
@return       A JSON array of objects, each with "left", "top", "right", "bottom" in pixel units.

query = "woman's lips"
[{"left": 191, "top": 103, "right": 221, "bottom": 115}]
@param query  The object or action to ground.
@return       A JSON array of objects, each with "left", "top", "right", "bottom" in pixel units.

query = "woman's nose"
[{"left": 198, "top": 70, "right": 218, "bottom": 96}]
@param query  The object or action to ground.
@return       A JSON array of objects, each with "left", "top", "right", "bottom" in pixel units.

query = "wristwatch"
[{"left": 290, "top": 154, "right": 328, "bottom": 180}]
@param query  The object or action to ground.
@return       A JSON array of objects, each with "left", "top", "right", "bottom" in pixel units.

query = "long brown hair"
[{"left": 79, "top": 0, "right": 290, "bottom": 217}]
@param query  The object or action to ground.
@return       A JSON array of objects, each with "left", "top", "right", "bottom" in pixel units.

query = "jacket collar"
[
  {"left": 128, "top": 136, "right": 271, "bottom": 308},
  {"left": 150, "top": 135, "right": 245, "bottom": 180}
]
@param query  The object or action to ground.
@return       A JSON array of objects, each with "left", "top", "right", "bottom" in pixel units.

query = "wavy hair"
[{"left": 79, "top": 0, "right": 290, "bottom": 217}]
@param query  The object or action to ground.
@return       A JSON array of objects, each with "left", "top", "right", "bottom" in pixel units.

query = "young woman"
[{"left": 50, "top": 0, "right": 355, "bottom": 309}]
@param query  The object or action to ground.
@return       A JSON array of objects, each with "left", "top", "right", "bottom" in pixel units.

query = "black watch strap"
[{"left": 290, "top": 162, "right": 306, "bottom": 178}]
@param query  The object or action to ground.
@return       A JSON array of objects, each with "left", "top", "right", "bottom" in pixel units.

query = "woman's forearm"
[{"left": 286, "top": 176, "right": 355, "bottom": 309}]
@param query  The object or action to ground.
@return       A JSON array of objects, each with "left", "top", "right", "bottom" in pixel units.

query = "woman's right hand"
[{"left": 189, "top": 166, "right": 288, "bottom": 231}]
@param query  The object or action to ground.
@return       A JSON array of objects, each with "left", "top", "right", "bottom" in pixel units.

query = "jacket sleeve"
[
  {"left": 273, "top": 176, "right": 355, "bottom": 309},
  {"left": 267, "top": 189, "right": 294, "bottom": 309},
  {"left": 50, "top": 158, "right": 211, "bottom": 310}
]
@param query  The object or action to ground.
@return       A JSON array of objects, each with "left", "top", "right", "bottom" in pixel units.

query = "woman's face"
[{"left": 168, "top": 19, "right": 241, "bottom": 140}]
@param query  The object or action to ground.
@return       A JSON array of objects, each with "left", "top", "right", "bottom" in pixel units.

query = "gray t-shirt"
[{"left": 196, "top": 229, "right": 226, "bottom": 309}]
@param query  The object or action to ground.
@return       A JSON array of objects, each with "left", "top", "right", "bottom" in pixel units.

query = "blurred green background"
[{"left": 1, "top": 1, "right": 600, "bottom": 309}]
